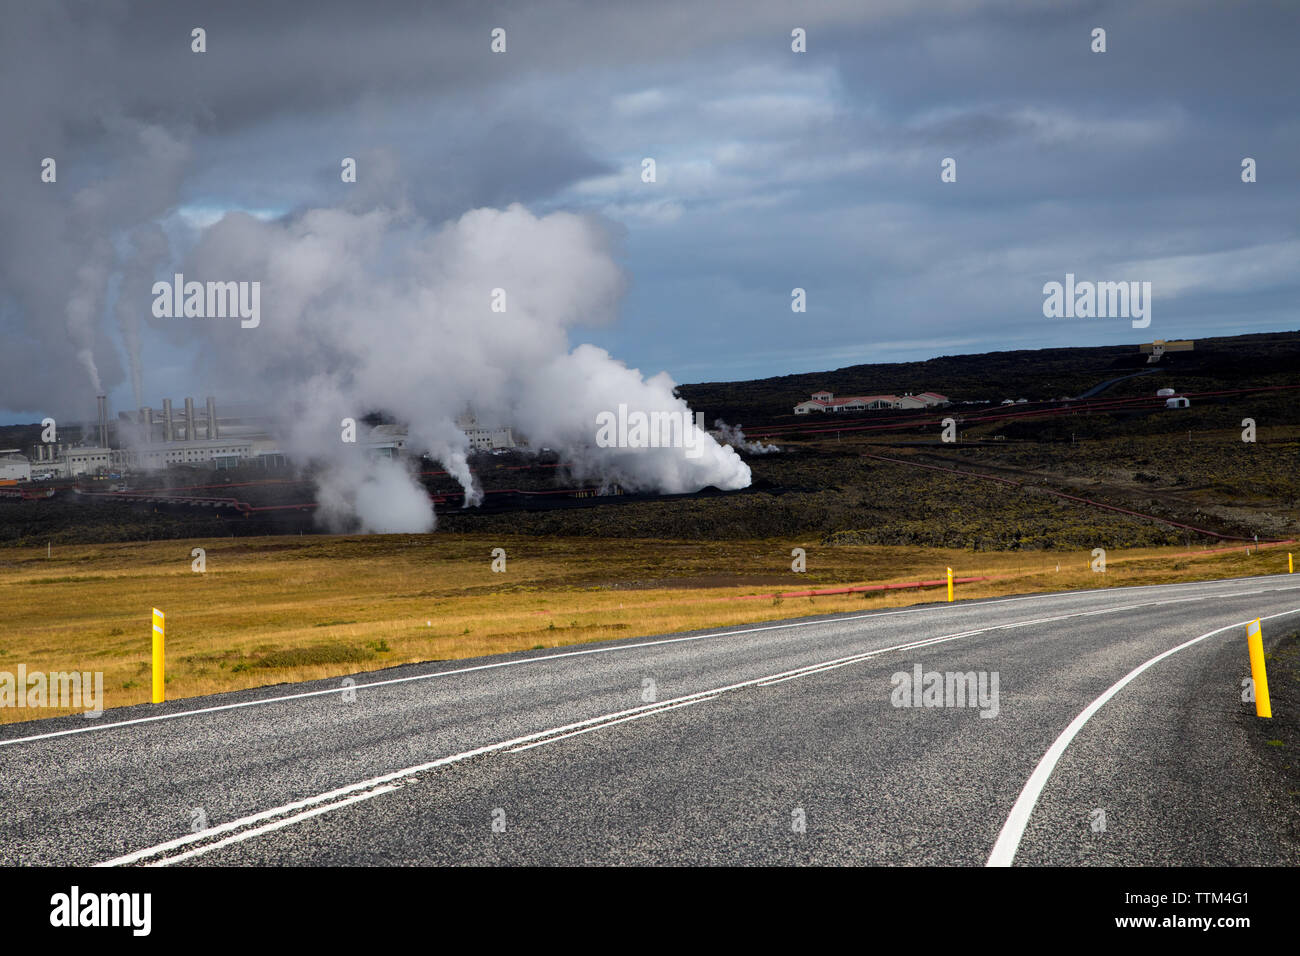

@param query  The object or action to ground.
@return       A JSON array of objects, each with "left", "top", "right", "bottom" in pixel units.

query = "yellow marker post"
[
  {"left": 151, "top": 607, "right": 165, "bottom": 704},
  {"left": 1246, "top": 618, "right": 1271, "bottom": 719},
  {"left": 1289, "top": 553, "right": 1294, "bottom": 574},
  {"left": 947, "top": 567, "right": 954, "bottom": 603}
]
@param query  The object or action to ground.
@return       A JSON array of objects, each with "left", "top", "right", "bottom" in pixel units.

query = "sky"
[{"left": 2, "top": 0, "right": 1298, "bottom": 426}]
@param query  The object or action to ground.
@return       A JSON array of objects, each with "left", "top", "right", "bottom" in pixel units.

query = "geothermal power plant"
[
  {"left": 12, "top": 396, "right": 519, "bottom": 481},
  {"left": 21, "top": 396, "right": 282, "bottom": 479}
]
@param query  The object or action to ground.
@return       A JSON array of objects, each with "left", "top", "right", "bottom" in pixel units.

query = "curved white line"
[
  {"left": 987, "top": 606, "right": 1300, "bottom": 867},
  {"left": 102, "top": 593, "right": 1263, "bottom": 867}
]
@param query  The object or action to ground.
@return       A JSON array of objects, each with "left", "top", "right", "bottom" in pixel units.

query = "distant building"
[
  {"left": 362, "top": 424, "right": 408, "bottom": 460},
  {"left": 793, "top": 391, "right": 949, "bottom": 414},
  {"left": 455, "top": 412, "right": 516, "bottom": 450},
  {"left": 115, "top": 439, "right": 256, "bottom": 472},
  {"left": 1165, "top": 397, "right": 1190, "bottom": 408},
  {"left": 64, "top": 447, "right": 114, "bottom": 477},
  {"left": 1142, "top": 339, "right": 1194, "bottom": 364},
  {"left": 0, "top": 452, "right": 31, "bottom": 482}
]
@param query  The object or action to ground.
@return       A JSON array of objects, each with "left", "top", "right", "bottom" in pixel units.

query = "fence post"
[
  {"left": 151, "top": 608, "right": 165, "bottom": 704},
  {"left": 1246, "top": 618, "right": 1271, "bottom": 719}
]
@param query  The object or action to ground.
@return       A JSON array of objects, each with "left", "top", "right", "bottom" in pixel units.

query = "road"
[{"left": 2, "top": 574, "right": 1298, "bottom": 866}]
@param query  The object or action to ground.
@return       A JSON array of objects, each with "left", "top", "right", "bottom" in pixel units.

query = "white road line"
[
  {"left": 986, "top": 606, "right": 1300, "bottom": 867},
  {"left": 99, "top": 592, "right": 1235, "bottom": 867},
  {"left": 100, "top": 619, "right": 1049, "bottom": 866},
  {"left": 6, "top": 575, "right": 1289, "bottom": 750},
  {"left": 754, "top": 630, "right": 984, "bottom": 686},
  {"left": 507, "top": 696, "right": 719, "bottom": 753},
  {"left": 153, "top": 784, "right": 403, "bottom": 867}
]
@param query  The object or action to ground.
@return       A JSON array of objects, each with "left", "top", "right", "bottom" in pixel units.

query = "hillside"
[{"left": 676, "top": 330, "right": 1300, "bottom": 424}]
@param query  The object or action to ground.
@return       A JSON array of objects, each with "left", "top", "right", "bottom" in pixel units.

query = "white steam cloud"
[
  {"left": 186, "top": 202, "right": 750, "bottom": 531},
  {"left": 713, "top": 419, "right": 780, "bottom": 455}
]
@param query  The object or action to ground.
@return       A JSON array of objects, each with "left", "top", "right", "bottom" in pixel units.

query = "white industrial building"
[
  {"left": 18, "top": 396, "right": 519, "bottom": 479},
  {"left": 363, "top": 424, "right": 409, "bottom": 459},
  {"left": 455, "top": 411, "right": 517, "bottom": 450},
  {"left": 26, "top": 395, "right": 283, "bottom": 477},
  {"left": 0, "top": 451, "right": 32, "bottom": 482},
  {"left": 794, "top": 390, "right": 950, "bottom": 414},
  {"left": 118, "top": 438, "right": 256, "bottom": 471}
]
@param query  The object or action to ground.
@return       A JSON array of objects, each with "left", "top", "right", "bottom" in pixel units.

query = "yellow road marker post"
[
  {"left": 1246, "top": 618, "right": 1271, "bottom": 719},
  {"left": 1289, "top": 552, "right": 1294, "bottom": 574},
  {"left": 947, "top": 567, "right": 954, "bottom": 603},
  {"left": 151, "top": 608, "right": 165, "bottom": 704}
]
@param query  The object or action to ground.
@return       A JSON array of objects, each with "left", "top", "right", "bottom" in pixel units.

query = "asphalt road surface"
[{"left": 3, "top": 574, "right": 1298, "bottom": 866}]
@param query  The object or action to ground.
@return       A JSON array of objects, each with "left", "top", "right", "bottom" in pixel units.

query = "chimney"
[
  {"left": 141, "top": 407, "right": 153, "bottom": 444},
  {"left": 184, "top": 397, "right": 196, "bottom": 441},
  {"left": 162, "top": 399, "right": 173, "bottom": 442},
  {"left": 97, "top": 395, "right": 108, "bottom": 449},
  {"left": 206, "top": 396, "right": 218, "bottom": 440}
]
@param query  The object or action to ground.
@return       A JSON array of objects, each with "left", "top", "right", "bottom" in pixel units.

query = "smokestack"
[
  {"left": 97, "top": 395, "right": 107, "bottom": 449},
  {"left": 206, "top": 396, "right": 218, "bottom": 440},
  {"left": 184, "top": 397, "right": 195, "bottom": 441},
  {"left": 141, "top": 407, "right": 153, "bottom": 444},
  {"left": 163, "top": 399, "right": 173, "bottom": 442}
]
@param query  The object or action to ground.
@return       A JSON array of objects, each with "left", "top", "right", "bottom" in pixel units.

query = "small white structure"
[
  {"left": 1156, "top": 387, "right": 1176, "bottom": 397},
  {"left": 455, "top": 412, "right": 516, "bottom": 450},
  {"left": 64, "top": 447, "right": 114, "bottom": 477},
  {"left": 1165, "top": 397, "right": 1189, "bottom": 409},
  {"left": 0, "top": 452, "right": 32, "bottom": 481}
]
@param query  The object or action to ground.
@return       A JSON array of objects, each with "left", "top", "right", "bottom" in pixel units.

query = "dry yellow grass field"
[{"left": 0, "top": 532, "right": 1293, "bottom": 722}]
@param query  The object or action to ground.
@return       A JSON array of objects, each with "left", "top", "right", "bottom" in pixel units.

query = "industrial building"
[
  {"left": 455, "top": 411, "right": 517, "bottom": 451},
  {"left": 0, "top": 451, "right": 32, "bottom": 482},
  {"left": 27, "top": 395, "right": 282, "bottom": 477},
  {"left": 794, "top": 390, "right": 950, "bottom": 414},
  {"left": 15, "top": 397, "right": 517, "bottom": 480},
  {"left": 362, "top": 414, "right": 517, "bottom": 461}
]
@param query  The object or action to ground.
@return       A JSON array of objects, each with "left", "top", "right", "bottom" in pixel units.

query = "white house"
[
  {"left": 793, "top": 390, "right": 948, "bottom": 414},
  {"left": 915, "top": 392, "right": 951, "bottom": 407}
]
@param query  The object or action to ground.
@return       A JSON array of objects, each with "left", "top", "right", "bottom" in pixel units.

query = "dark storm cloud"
[{"left": 1, "top": 0, "right": 1297, "bottom": 421}]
